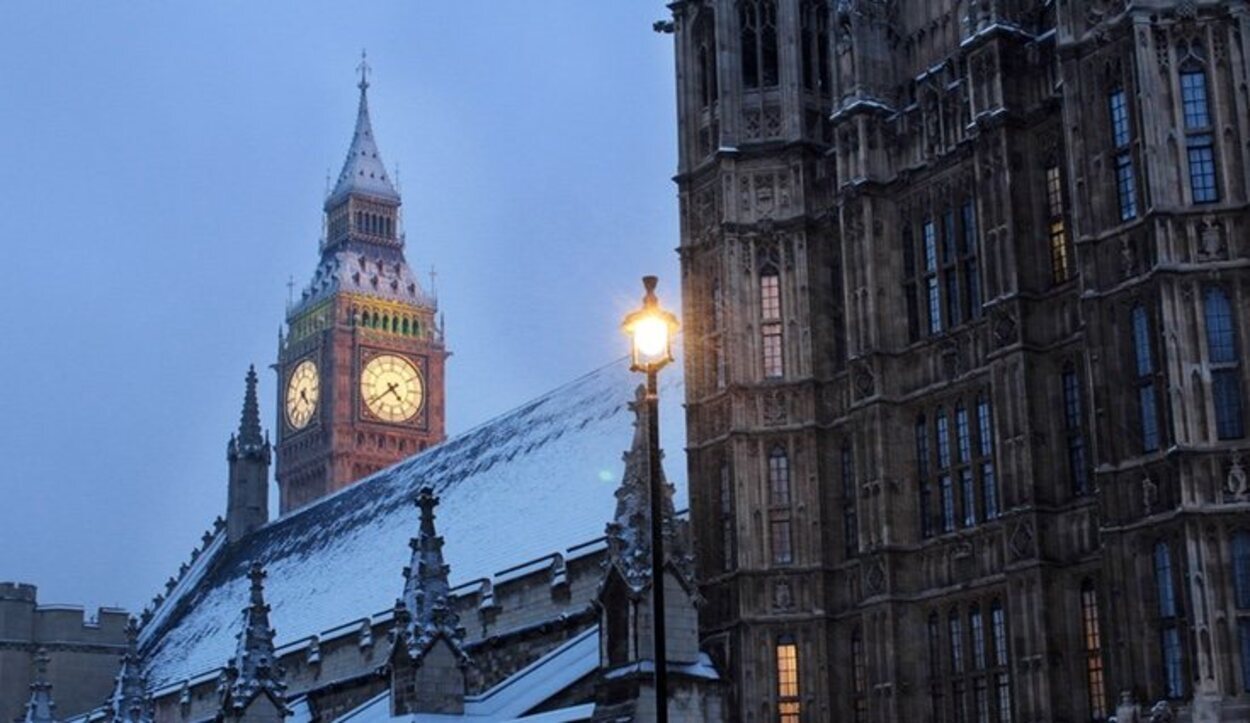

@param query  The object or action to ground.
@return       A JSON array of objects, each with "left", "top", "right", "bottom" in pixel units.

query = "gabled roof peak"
[{"left": 325, "top": 52, "right": 400, "bottom": 209}]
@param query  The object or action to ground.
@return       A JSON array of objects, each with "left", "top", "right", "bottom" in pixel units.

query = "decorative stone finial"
[
  {"left": 23, "top": 648, "right": 57, "bottom": 723},
  {"left": 108, "top": 618, "right": 152, "bottom": 723},
  {"left": 217, "top": 562, "right": 287, "bottom": 717},
  {"left": 394, "top": 487, "right": 468, "bottom": 664}
]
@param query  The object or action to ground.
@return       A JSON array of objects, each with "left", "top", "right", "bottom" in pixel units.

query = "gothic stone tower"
[
  {"left": 276, "top": 65, "right": 447, "bottom": 514},
  {"left": 669, "top": 1, "right": 1250, "bottom": 721}
]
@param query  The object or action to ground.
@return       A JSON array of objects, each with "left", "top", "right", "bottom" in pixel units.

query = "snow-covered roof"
[
  {"left": 290, "top": 248, "right": 434, "bottom": 318},
  {"left": 332, "top": 627, "right": 599, "bottom": 722},
  {"left": 140, "top": 358, "right": 686, "bottom": 689},
  {"left": 326, "top": 76, "right": 400, "bottom": 208}
]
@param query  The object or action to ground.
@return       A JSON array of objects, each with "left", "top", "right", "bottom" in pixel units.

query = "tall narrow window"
[
  {"left": 851, "top": 627, "right": 867, "bottom": 722},
  {"left": 695, "top": 10, "right": 718, "bottom": 109},
  {"left": 1233, "top": 532, "right": 1250, "bottom": 692},
  {"left": 1046, "top": 163, "right": 1071, "bottom": 283},
  {"left": 1180, "top": 51, "right": 1218, "bottom": 203},
  {"left": 1204, "top": 288, "right": 1244, "bottom": 439},
  {"left": 918, "top": 415, "right": 934, "bottom": 538},
  {"left": 720, "top": 462, "right": 736, "bottom": 572},
  {"left": 956, "top": 405, "right": 975, "bottom": 527},
  {"left": 943, "top": 209, "right": 961, "bottom": 324},
  {"left": 711, "top": 278, "right": 726, "bottom": 390},
  {"left": 1155, "top": 541, "right": 1185, "bottom": 698},
  {"left": 937, "top": 409, "right": 955, "bottom": 533},
  {"left": 928, "top": 612, "right": 946, "bottom": 717},
  {"left": 768, "top": 446, "right": 791, "bottom": 507},
  {"left": 740, "top": 1, "right": 779, "bottom": 89},
  {"left": 1109, "top": 87, "right": 1138, "bottom": 221},
  {"left": 1081, "top": 580, "right": 1107, "bottom": 721},
  {"left": 904, "top": 224, "right": 921, "bottom": 342},
  {"left": 1063, "top": 365, "right": 1090, "bottom": 496},
  {"left": 771, "top": 518, "right": 793, "bottom": 565},
  {"left": 978, "top": 395, "right": 999, "bottom": 519},
  {"left": 962, "top": 201, "right": 982, "bottom": 320},
  {"left": 800, "top": 1, "right": 830, "bottom": 95},
  {"left": 950, "top": 611, "right": 966, "bottom": 721},
  {"left": 842, "top": 441, "right": 859, "bottom": 557},
  {"left": 924, "top": 220, "right": 942, "bottom": 335},
  {"left": 971, "top": 605, "right": 989, "bottom": 723},
  {"left": 1132, "top": 305, "right": 1161, "bottom": 452},
  {"left": 991, "top": 600, "right": 1011, "bottom": 722},
  {"left": 777, "top": 638, "right": 800, "bottom": 722},
  {"left": 761, "top": 266, "right": 783, "bottom": 378}
]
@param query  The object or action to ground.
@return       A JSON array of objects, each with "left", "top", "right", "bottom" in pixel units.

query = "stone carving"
[
  {"left": 1148, "top": 700, "right": 1175, "bottom": 723},
  {"left": 1009, "top": 520, "right": 1035, "bottom": 561},
  {"left": 1227, "top": 455, "right": 1248, "bottom": 500},
  {"left": 852, "top": 359, "right": 876, "bottom": 398},
  {"left": 773, "top": 579, "right": 794, "bottom": 610},
  {"left": 992, "top": 308, "right": 1017, "bottom": 347},
  {"left": 865, "top": 558, "right": 886, "bottom": 595},
  {"left": 1198, "top": 219, "right": 1225, "bottom": 259},
  {"left": 1142, "top": 476, "right": 1158, "bottom": 514},
  {"left": 763, "top": 390, "right": 787, "bottom": 427}
]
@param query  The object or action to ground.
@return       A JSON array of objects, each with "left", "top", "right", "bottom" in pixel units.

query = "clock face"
[
  {"left": 361, "top": 354, "right": 424, "bottom": 423},
  {"left": 285, "top": 359, "right": 320, "bottom": 430}
]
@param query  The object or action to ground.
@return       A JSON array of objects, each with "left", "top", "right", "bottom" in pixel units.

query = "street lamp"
[{"left": 622, "top": 275, "right": 679, "bottom": 723}]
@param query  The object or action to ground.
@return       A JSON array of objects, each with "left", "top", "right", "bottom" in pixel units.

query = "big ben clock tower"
[{"left": 276, "top": 61, "right": 447, "bottom": 514}]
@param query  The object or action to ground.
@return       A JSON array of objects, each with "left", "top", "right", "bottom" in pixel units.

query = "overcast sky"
[{"left": 0, "top": 2, "right": 679, "bottom": 613}]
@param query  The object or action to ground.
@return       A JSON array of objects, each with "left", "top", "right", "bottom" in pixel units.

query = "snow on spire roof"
[
  {"left": 603, "top": 384, "right": 695, "bottom": 594},
  {"left": 23, "top": 648, "right": 57, "bottom": 723},
  {"left": 217, "top": 563, "right": 287, "bottom": 715},
  {"left": 108, "top": 618, "right": 153, "bottom": 723},
  {"left": 392, "top": 488, "right": 470, "bottom": 663},
  {"left": 326, "top": 52, "right": 400, "bottom": 209}
]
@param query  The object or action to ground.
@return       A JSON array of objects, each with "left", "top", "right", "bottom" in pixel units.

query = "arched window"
[
  {"left": 990, "top": 600, "right": 1011, "bottom": 718},
  {"left": 401, "top": 318, "right": 410, "bottom": 335},
  {"left": 694, "top": 9, "right": 718, "bottom": 108},
  {"left": 1204, "top": 288, "right": 1243, "bottom": 439},
  {"left": 1046, "top": 162, "right": 1071, "bottom": 283},
  {"left": 1180, "top": 43, "right": 1218, "bottom": 203},
  {"left": 739, "top": 0, "right": 778, "bottom": 90},
  {"left": 768, "top": 445, "right": 790, "bottom": 507},
  {"left": 760, "top": 264, "right": 783, "bottom": 378},
  {"left": 851, "top": 627, "right": 867, "bottom": 721},
  {"left": 1234, "top": 531, "right": 1250, "bottom": 693},
  {"left": 1081, "top": 579, "right": 1108, "bottom": 720},
  {"left": 800, "top": 0, "right": 830, "bottom": 95},
  {"left": 1154, "top": 540, "right": 1184, "bottom": 698},
  {"left": 776, "top": 636, "right": 800, "bottom": 722},
  {"left": 969, "top": 604, "right": 989, "bottom": 721},
  {"left": 1132, "top": 305, "right": 1161, "bottom": 452},
  {"left": 1109, "top": 86, "right": 1138, "bottom": 220}
]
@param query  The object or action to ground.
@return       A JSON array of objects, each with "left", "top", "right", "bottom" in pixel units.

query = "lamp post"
[{"left": 622, "top": 275, "right": 679, "bottom": 723}]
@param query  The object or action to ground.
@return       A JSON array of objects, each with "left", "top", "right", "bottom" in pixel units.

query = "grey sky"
[{"left": 0, "top": 2, "right": 678, "bottom": 613}]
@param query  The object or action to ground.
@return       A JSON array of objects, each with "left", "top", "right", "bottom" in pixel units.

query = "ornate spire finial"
[
  {"left": 217, "top": 562, "right": 287, "bottom": 716},
  {"left": 108, "top": 618, "right": 152, "bottom": 723},
  {"left": 238, "top": 366, "right": 263, "bottom": 447},
  {"left": 602, "top": 385, "right": 694, "bottom": 593},
  {"left": 356, "top": 49, "right": 371, "bottom": 91},
  {"left": 394, "top": 487, "right": 469, "bottom": 665},
  {"left": 23, "top": 648, "right": 57, "bottom": 723}
]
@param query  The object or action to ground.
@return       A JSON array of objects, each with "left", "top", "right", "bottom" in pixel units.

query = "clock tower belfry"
[{"left": 275, "top": 61, "right": 447, "bottom": 515}]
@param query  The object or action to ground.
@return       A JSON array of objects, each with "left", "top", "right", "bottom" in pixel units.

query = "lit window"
[
  {"left": 761, "top": 268, "right": 783, "bottom": 378},
  {"left": 1204, "top": 288, "right": 1243, "bottom": 439},
  {"left": 1081, "top": 580, "right": 1107, "bottom": 720},
  {"left": 1046, "top": 164, "right": 1070, "bottom": 283},
  {"left": 777, "top": 638, "right": 800, "bottom": 722}
]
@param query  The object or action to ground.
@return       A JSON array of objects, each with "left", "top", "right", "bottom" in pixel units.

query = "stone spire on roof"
[
  {"left": 23, "top": 648, "right": 57, "bottom": 723},
  {"left": 325, "top": 51, "right": 400, "bottom": 209},
  {"left": 233, "top": 366, "right": 266, "bottom": 453},
  {"left": 392, "top": 487, "right": 468, "bottom": 663},
  {"left": 603, "top": 385, "right": 695, "bottom": 593},
  {"left": 217, "top": 563, "right": 286, "bottom": 716},
  {"left": 107, "top": 618, "right": 152, "bottom": 723}
]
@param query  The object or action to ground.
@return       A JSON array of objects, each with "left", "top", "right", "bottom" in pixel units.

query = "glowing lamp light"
[{"left": 623, "top": 276, "right": 679, "bottom": 372}]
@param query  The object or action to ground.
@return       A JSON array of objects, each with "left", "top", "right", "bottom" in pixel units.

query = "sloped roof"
[{"left": 140, "top": 359, "right": 686, "bottom": 689}]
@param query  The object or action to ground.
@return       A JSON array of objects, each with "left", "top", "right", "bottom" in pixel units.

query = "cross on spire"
[{"left": 356, "top": 49, "right": 371, "bottom": 91}]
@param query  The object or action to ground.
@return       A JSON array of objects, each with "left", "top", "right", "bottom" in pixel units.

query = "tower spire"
[
  {"left": 23, "top": 648, "right": 57, "bottom": 723},
  {"left": 238, "top": 365, "right": 263, "bottom": 449},
  {"left": 217, "top": 563, "right": 287, "bottom": 719},
  {"left": 393, "top": 487, "right": 468, "bottom": 663},
  {"left": 108, "top": 618, "right": 152, "bottom": 723},
  {"left": 326, "top": 53, "right": 399, "bottom": 209}
]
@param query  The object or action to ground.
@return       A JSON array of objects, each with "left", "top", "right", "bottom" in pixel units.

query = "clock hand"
[
  {"left": 389, "top": 385, "right": 403, "bottom": 401},
  {"left": 370, "top": 382, "right": 400, "bottom": 404}
]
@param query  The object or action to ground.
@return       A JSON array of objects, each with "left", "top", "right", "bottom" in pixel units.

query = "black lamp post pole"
[{"left": 646, "top": 365, "right": 669, "bottom": 723}]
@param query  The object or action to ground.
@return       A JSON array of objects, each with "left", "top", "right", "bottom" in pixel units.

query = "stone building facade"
[
  {"left": 0, "top": 583, "right": 129, "bottom": 723},
  {"left": 667, "top": 0, "right": 1250, "bottom": 721}
]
